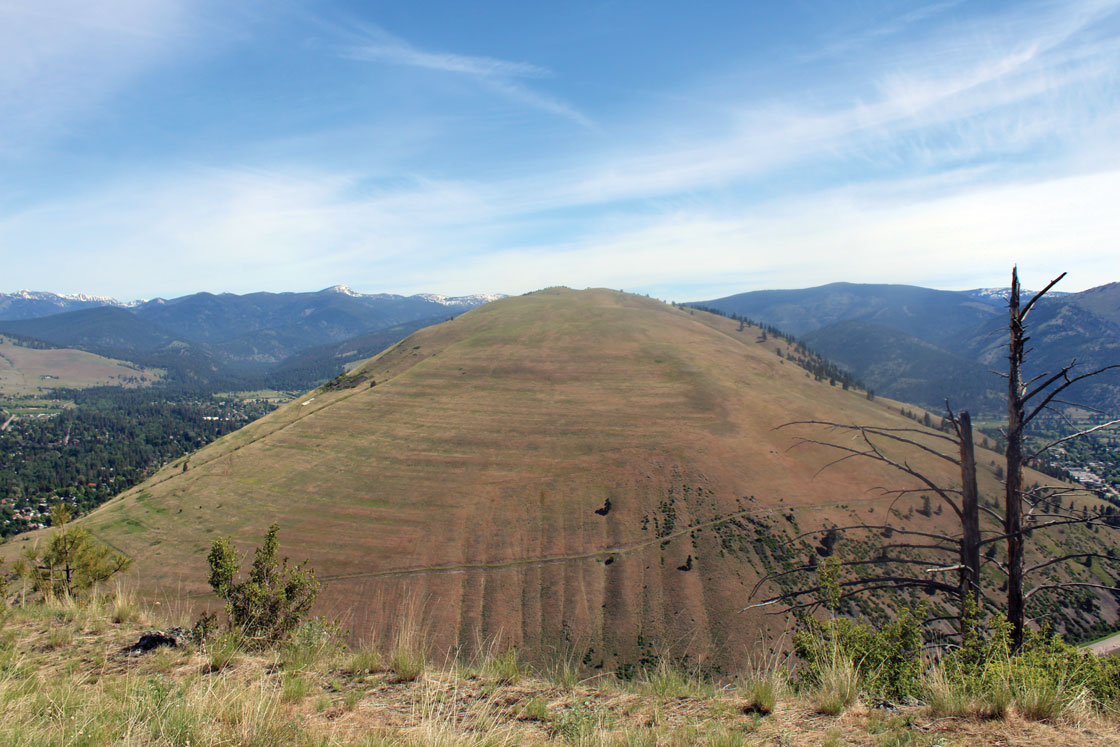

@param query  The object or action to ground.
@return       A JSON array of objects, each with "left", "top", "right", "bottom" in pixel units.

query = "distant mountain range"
[
  {"left": 693, "top": 281, "right": 1120, "bottom": 416},
  {"left": 0, "top": 287, "right": 502, "bottom": 322},
  {"left": 0, "top": 290, "right": 137, "bottom": 320},
  {"left": 6, "top": 281, "right": 1115, "bottom": 416},
  {"left": 0, "top": 287, "right": 505, "bottom": 389}
]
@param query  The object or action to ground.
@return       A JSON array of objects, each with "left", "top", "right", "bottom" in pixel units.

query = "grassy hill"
[
  {"left": 3, "top": 289, "right": 1113, "bottom": 670},
  {"left": 0, "top": 335, "right": 161, "bottom": 396}
]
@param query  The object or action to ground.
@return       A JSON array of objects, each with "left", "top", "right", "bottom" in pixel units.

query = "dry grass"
[
  {"left": 0, "top": 335, "right": 163, "bottom": 396},
  {"left": 813, "top": 653, "right": 860, "bottom": 716},
  {"left": 1, "top": 596, "right": 1118, "bottom": 746}
]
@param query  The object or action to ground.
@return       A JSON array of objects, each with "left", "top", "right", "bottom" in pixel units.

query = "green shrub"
[
  {"left": 933, "top": 606, "right": 1119, "bottom": 720},
  {"left": 793, "top": 607, "right": 922, "bottom": 702},
  {"left": 205, "top": 524, "right": 321, "bottom": 646}
]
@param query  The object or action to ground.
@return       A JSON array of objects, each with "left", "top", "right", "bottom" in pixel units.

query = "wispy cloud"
[
  {"left": 340, "top": 23, "right": 592, "bottom": 128},
  {"left": 344, "top": 27, "right": 547, "bottom": 78},
  {"left": 0, "top": 0, "right": 193, "bottom": 157},
  {"left": 796, "top": 0, "right": 964, "bottom": 64},
  {"left": 3, "top": 0, "right": 1118, "bottom": 299},
  {"left": 528, "top": 0, "right": 1120, "bottom": 211}
]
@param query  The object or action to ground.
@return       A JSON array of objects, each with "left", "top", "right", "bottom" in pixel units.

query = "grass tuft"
[
  {"left": 390, "top": 646, "right": 426, "bottom": 683},
  {"left": 110, "top": 586, "right": 142, "bottom": 624},
  {"left": 207, "top": 632, "right": 243, "bottom": 670},
  {"left": 481, "top": 646, "right": 522, "bottom": 685},
  {"left": 741, "top": 670, "right": 783, "bottom": 715},
  {"left": 281, "top": 673, "right": 312, "bottom": 703},
  {"left": 813, "top": 652, "right": 860, "bottom": 716},
  {"left": 45, "top": 626, "right": 73, "bottom": 650},
  {"left": 632, "top": 658, "right": 714, "bottom": 699},
  {"left": 345, "top": 644, "right": 383, "bottom": 676}
]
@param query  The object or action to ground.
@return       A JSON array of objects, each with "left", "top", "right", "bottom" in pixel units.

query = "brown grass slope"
[
  {"left": 0, "top": 335, "right": 160, "bottom": 395},
  {"left": 1, "top": 289, "right": 1106, "bottom": 669}
]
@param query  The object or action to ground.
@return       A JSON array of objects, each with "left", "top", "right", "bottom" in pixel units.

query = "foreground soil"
[{"left": 2, "top": 602, "right": 1118, "bottom": 746}]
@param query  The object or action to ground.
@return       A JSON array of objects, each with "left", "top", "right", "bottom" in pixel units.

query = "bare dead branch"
[
  {"left": 1024, "top": 553, "right": 1120, "bottom": 575},
  {"left": 778, "top": 420, "right": 957, "bottom": 445},
  {"left": 783, "top": 524, "right": 960, "bottom": 546},
  {"left": 1025, "top": 582, "right": 1120, "bottom": 601},
  {"left": 925, "top": 564, "right": 965, "bottom": 573},
  {"left": 978, "top": 514, "right": 1120, "bottom": 546},
  {"left": 746, "top": 556, "right": 962, "bottom": 598},
  {"left": 783, "top": 422, "right": 966, "bottom": 520},
  {"left": 748, "top": 577, "right": 962, "bottom": 613},
  {"left": 1023, "top": 364, "right": 1120, "bottom": 427},
  {"left": 1022, "top": 361, "right": 1079, "bottom": 406},
  {"left": 1026, "top": 419, "right": 1120, "bottom": 461},
  {"left": 981, "top": 556, "right": 1009, "bottom": 575},
  {"left": 880, "top": 542, "right": 959, "bottom": 555},
  {"left": 978, "top": 504, "right": 1004, "bottom": 523},
  {"left": 1021, "top": 272, "right": 1066, "bottom": 318}
]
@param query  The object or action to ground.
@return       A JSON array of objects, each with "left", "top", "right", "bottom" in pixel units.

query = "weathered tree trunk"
[
  {"left": 1006, "top": 268, "right": 1026, "bottom": 651},
  {"left": 958, "top": 410, "right": 981, "bottom": 613}
]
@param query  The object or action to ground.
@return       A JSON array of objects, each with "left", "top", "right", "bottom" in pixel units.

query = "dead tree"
[
  {"left": 746, "top": 268, "right": 1120, "bottom": 647},
  {"left": 1000, "top": 267, "right": 1120, "bottom": 650},
  {"left": 744, "top": 410, "right": 983, "bottom": 632}
]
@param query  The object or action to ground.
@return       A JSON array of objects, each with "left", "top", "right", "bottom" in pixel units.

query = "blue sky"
[{"left": 1, "top": 0, "right": 1118, "bottom": 300}]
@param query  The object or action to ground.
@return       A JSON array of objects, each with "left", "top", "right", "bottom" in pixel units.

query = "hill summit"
[{"left": 7, "top": 288, "right": 1014, "bottom": 669}]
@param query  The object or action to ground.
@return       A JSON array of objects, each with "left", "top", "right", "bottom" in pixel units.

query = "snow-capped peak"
[
  {"left": 415, "top": 293, "right": 506, "bottom": 308},
  {"left": 323, "top": 284, "right": 364, "bottom": 297},
  {"left": 11, "top": 289, "right": 122, "bottom": 304},
  {"left": 966, "top": 287, "right": 1068, "bottom": 302}
]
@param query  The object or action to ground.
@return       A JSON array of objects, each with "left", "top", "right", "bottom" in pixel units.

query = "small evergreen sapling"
[
  {"left": 15, "top": 505, "right": 132, "bottom": 598},
  {"left": 205, "top": 523, "right": 321, "bottom": 645}
]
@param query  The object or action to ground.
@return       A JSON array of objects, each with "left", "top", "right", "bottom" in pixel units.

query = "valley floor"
[{"left": 2, "top": 597, "right": 1119, "bottom": 746}]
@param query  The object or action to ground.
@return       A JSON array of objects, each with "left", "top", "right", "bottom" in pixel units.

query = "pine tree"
[{"left": 16, "top": 504, "right": 132, "bottom": 597}]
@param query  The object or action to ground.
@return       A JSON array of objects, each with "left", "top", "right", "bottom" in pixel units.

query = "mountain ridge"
[
  {"left": 0, "top": 288, "right": 503, "bottom": 388},
  {"left": 695, "top": 280, "right": 1120, "bottom": 415}
]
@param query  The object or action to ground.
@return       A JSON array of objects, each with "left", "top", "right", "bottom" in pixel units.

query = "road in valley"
[{"left": 1085, "top": 631, "right": 1120, "bottom": 656}]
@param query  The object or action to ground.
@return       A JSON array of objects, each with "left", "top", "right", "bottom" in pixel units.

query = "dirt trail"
[{"left": 315, "top": 496, "right": 880, "bottom": 584}]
